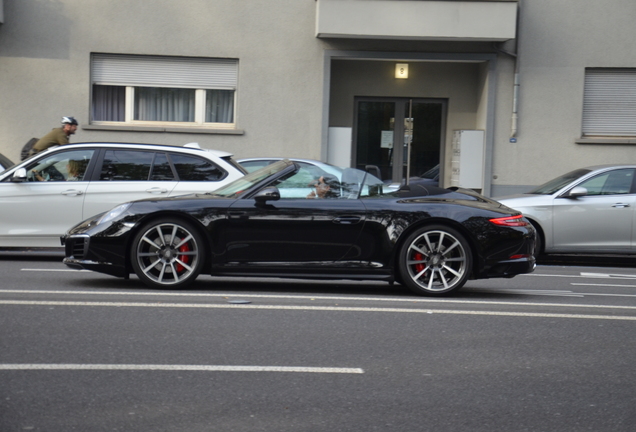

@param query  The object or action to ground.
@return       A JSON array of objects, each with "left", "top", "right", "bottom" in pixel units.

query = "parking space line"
[
  {"left": 0, "top": 364, "right": 364, "bottom": 373},
  {"left": 2, "top": 299, "right": 636, "bottom": 321}
]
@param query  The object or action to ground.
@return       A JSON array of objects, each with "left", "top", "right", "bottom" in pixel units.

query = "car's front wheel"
[
  {"left": 130, "top": 218, "right": 205, "bottom": 289},
  {"left": 398, "top": 225, "right": 472, "bottom": 296}
]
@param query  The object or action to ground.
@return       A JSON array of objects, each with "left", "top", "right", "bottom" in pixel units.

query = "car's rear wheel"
[
  {"left": 130, "top": 218, "right": 205, "bottom": 289},
  {"left": 398, "top": 225, "right": 472, "bottom": 296}
]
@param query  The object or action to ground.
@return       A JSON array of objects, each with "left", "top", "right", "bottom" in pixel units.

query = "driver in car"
[{"left": 307, "top": 174, "right": 340, "bottom": 199}]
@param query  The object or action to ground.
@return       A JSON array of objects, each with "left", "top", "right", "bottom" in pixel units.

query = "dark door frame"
[{"left": 351, "top": 96, "right": 447, "bottom": 184}]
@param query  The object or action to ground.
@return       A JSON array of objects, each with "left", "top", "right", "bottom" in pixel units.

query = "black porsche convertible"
[{"left": 62, "top": 159, "right": 535, "bottom": 296}]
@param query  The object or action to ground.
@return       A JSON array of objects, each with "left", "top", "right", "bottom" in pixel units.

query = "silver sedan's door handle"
[
  {"left": 61, "top": 189, "right": 83, "bottom": 196},
  {"left": 146, "top": 187, "right": 168, "bottom": 194},
  {"left": 612, "top": 203, "right": 630, "bottom": 208}
]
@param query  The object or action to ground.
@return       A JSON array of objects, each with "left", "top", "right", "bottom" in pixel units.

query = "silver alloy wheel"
[
  {"left": 405, "top": 229, "right": 468, "bottom": 293},
  {"left": 134, "top": 222, "right": 200, "bottom": 286}
]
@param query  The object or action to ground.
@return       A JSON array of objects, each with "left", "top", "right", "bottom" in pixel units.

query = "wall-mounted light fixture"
[{"left": 395, "top": 63, "right": 409, "bottom": 79}]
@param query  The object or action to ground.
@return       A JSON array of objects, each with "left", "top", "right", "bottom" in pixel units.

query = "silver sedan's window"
[{"left": 576, "top": 169, "right": 635, "bottom": 196}]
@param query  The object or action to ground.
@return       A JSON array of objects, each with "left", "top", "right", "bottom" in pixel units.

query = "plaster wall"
[
  {"left": 0, "top": 0, "right": 326, "bottom": 162},
  {"left": 490, "top": 0, "right": 636, "bottom": 195}
]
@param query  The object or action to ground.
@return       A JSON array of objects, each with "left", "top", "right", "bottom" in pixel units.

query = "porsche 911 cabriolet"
[{"left": 62, "top": 159, "right": 536, "bottom": 296}]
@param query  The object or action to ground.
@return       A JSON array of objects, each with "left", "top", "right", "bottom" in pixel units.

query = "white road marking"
[
  {"left": 580, "top": 272, "right": 636, "bottom": 279},
  {"left": 2, "top": 289, "right": 636, "bottom": 310},
  {"left": 523, "top": 272, "right": 636, "bottom": 280},
  {"left": 0, "top": 364, "right": 363, "bottom": 373},
  {"left": 1, "top": 299, "right": 635, "bottom": 321},
  {"left": 21, "top": 268, "right": 90, "bottom": 272}
]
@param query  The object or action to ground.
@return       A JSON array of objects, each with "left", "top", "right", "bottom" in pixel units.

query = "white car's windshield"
[{"left": 529, "top": 168, "right": 592, "bottom": 194}]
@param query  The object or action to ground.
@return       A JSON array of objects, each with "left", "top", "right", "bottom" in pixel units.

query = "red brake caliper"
[
  {"left": 176, "top": 243, "right": 190, "bottom": 273},
  {"left": 414, "top": 252, "right": 425, "bottom": 273}
]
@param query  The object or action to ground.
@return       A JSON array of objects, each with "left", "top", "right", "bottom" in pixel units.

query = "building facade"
[{"left": 1, "top": 0, "right": 635, "bottom": 197}]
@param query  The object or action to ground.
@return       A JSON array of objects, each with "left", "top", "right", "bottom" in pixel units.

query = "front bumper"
[{"left": 62, "top": 234, "right": 129, "bottom": 278}]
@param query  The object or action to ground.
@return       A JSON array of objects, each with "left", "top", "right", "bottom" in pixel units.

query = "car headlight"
[{"left": 96, "top": 203, "right": 133, "bottom": 225}]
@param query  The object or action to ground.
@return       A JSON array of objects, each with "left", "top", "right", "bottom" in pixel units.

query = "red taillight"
[
  {"left": 509, "top": 254, "right": 531, "bottom": 260},
  {"left": 489, "top": 215, "right": 529, "bottom": 227}
]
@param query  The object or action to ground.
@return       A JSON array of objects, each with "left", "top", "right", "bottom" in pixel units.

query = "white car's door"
[
  {"left": 83, "top": 149, "right": 178, "bottom": 219},
  {"left": 552, "top": 168, "right": 636, "bottom": 252},
  {"left": 0, "top": 149, "right": 95, "bottom": 247}
]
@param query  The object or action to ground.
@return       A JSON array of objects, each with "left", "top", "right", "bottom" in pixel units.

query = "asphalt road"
[{"left": 1, "top": 254, "right": 636, "bottom": 431}]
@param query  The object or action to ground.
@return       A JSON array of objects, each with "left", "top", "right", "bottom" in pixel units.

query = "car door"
[
  {"left": 0, "top": 149, "right": 95, "bottom": 247},
  {"left": 83, "top": 149, "right": 178, "bottom": 219},
  {"left": 223, "top": 197, "right": 366, "bottom": 265},
  {"left": 552, "top": 168, "right": 636, "bottom": 252}
]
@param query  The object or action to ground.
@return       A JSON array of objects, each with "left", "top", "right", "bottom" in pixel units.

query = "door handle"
[
  {"left": 146, "top": 187, "right": 168, "bottom": 194},
  {"left": 333, "top": 216, "right": 362, "bottom": 225},
  {"left": 612, "top": 203, "right": 630, "bottom": 208},
  {"left": 61, "top": 189, "right": 83, "bottom": 196},
  {"left": 228, "top": 211, "right": 247, "bottom": 219}
]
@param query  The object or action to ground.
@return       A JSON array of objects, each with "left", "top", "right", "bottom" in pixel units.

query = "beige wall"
[{"left": 0, "top": 0, "right": 326, "bottom": 162}]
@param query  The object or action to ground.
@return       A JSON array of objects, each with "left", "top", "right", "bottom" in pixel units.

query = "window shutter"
[
  {"left": 583, "top": 69, "right": 636, "bottom": 136},
  {"left": 92, "top": 54, "right": 238, "bottom": 90}
]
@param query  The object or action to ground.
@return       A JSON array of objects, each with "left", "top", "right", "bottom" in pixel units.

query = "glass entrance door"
[{"left": 354, "top": 98, "right": 444, "bottom": 184}]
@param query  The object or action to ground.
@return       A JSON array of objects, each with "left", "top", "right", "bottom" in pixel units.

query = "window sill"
[
  {"left": 576, "top": 137, "right": 636, "bottom": 145},
  {"left": 83, "top": 124, "right": 244, "bottom": 135}
]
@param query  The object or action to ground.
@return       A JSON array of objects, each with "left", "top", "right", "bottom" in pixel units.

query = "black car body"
[{"left": 62, "top": 160, "right": 535, "bottom": 296}]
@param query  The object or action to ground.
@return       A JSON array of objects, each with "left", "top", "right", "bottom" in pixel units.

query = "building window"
[
  {"left": 582, "top": 69, "right": 636, "bottom": 137},
  {"left": 91, "top": 54, "right": 238, "bottom": 129}
]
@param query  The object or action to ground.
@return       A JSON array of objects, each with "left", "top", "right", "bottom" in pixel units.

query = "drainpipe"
[{"left": 493, "top": 1, "right": 521, "bottom": 138}]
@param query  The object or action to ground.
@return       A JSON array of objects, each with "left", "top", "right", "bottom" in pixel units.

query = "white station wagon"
[{"left": 0, "top": 142, "right": 246, "bottom": 247}]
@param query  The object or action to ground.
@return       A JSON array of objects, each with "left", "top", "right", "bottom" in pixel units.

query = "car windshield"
[
  {"left": 528, "top": 168, "right": 592, "bottom": 194},
  {"left": 419, "top": 164, "right": 439, "bottom": 180},
  {"left": 210, "top": 159, "right": 293, "bottom": 198}
]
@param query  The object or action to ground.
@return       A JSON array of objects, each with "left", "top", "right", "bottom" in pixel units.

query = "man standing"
[{"left": 29, "top": 116, "right": 78, "bottom": 156}]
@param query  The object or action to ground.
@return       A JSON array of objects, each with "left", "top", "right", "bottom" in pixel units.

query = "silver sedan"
[{"left": 498, "top": 165, "right": 636, "bottom": 255}]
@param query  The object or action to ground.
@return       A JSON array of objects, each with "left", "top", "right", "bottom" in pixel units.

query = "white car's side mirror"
[
  {"left": 567, "top": 186, "right": 588, "bottom": 198},
  {"left": 11, "top": 168, "right": 27, "bottom": 182}
]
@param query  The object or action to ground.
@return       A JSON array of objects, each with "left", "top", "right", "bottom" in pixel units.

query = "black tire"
[
  {"left": 398, "top": 225, "right": 472, "bottom": 296},
  {"left": 130, "top": 218, "right": 205, "bottom": 289}
]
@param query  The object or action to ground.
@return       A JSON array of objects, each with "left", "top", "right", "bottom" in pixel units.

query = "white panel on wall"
[
  {"left": 450, "top": 130, "right": 485, "bottom": 189},
  {"left": 327, "top": 127, "right": 352, "bottom": 167}
]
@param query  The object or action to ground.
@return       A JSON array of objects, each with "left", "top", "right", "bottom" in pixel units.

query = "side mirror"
[
  {"left": 11, "top": 168, "right": 27, "bottom": 182},
  {"left": 254, "top": 186, "right": 280, "bottom": 204},
  {"left": 567, "top": 186, "right": 588, "bottom": 198}
]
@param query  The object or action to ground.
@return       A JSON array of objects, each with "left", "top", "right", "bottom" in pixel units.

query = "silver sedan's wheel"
[
  {"left": 398, "top": 225, "right": 472, "bottom": 296},
  {"left": 131, "top": 219, "right": 205, "bottom": 289}
]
